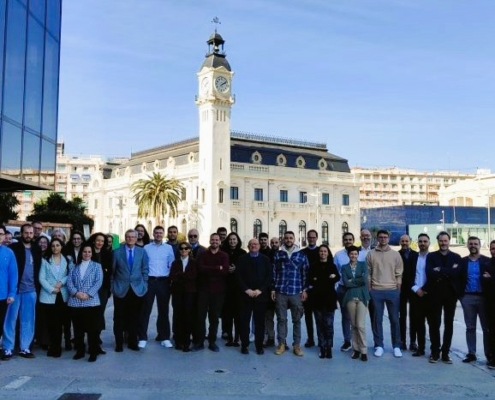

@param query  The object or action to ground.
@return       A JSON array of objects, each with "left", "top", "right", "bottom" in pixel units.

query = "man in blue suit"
[{"left": 112, "top": 229, "right": 149, "bottom": 352}]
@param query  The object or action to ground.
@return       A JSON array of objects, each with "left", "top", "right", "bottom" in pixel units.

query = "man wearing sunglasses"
[{"left": 188, "top": 229, "right": 206, "bottom": 260}]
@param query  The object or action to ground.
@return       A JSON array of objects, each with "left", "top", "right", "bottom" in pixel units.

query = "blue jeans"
[
  {"left": 2, "top": 291, "right": 37, "bottom": 351},
  {"left": 370, "top": 289, "right": 400, "bottom": 348}
]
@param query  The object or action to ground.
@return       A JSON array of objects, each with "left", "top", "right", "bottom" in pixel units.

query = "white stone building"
[{"left": 87, "top": 31, "right": 360, "bottom": 247}]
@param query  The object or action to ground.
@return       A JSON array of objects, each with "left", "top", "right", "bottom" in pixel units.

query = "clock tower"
[{"left": 196, "top": 30, "right": 235, "bottom": 240}]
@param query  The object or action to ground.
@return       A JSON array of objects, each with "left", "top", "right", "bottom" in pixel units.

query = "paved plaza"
[{"left": 0, "top": 296, "right": 494, "bottom": 399}]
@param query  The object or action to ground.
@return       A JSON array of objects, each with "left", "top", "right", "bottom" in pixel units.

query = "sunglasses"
[
  {"left": 179, "top": 247, "right": 190, "bottom": 251},
  {"left": 188, "top": 235, "right": 198, "bottom": 238}
]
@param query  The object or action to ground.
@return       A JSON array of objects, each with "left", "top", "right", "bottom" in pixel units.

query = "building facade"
[
  {"left": 87, "top": 31, "right": 360, "bottom": 246},
  {"left": 0, "top": 0, "right": 62, "bottom": 191},
  {"left": 352, "top": 166, "right": 475, "bottom": 208}
]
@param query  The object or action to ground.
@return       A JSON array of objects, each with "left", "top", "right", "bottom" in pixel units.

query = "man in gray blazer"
[{"left": 112, "top": 229, "right": 149, "bottom": 352}]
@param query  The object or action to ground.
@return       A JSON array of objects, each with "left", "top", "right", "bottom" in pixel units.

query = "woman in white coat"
[{"left": 39, "top": 238, "right": 70, "bottom": 357}]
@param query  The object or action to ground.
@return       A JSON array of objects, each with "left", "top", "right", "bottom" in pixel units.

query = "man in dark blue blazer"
[
  {"left": 112, "top": 229, "right": 149, "bottom": 352},
  {"left": 424, "top": 231, "right": 462, "bottom": 364}
]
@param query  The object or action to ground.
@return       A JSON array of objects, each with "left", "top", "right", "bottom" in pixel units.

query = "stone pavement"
[{"left": 0, "top": 299, "right": 494, "bottom": 399}]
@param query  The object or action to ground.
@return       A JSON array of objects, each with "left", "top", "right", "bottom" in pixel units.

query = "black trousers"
[
  {"left": 400, "top": 290, "right": 417, "bottom": 346},
  {"left": 71, "top": 306, "right": 100, "bottom": 356},
  {"left": 222, "top": 283, "right": 240, "bottom": 341},
  {"left": 303, "top": 301, "right": 315, "bottom": 343},
  {"left": 172, "top": 291, "right": 195, "bottom": 348},
  {"left": 485, "top": 297, "right": 495, "bottom": 362},
  {"left": 427, "top": 293, "right": 457, "bottom": 355},
  {"left": 0, "top": 299, "right": 7, "bottom": 338},
  {"left": 196, "top": 291, "right": 224, "bottom": 345},
  {"left": 98, "top": 287, "right": 110, "bottom": 332},
  {"left": 411, "top": 293, "right": 428, "bottom": 351},
  {"left": 113, "top": 290, "right": 143, "bottom": 347},
  {"left": 138, "top": 278, "right": 171, "bottom": 341},
  {"left": 41, "top": 294, "right": 67, "bottom": 351},
  {"left": 239, "top": 297, "right": 266, "bottom": 349}
]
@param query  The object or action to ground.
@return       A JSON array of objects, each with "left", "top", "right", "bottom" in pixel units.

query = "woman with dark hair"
[
  {"left": 89, "top": 232, "right": 113, "bottom": 354},
  {"left": 170, "top": 241, "right": 198, "bottom": 351},
  {"left": 67, "top": 243, "right": 103, "bottom": 362},
  {"left": 220, "top": 232, "right": 247, "bottom": 346},
  {"left": 134, "top": 224, "right": 150, "bottom": 247},
  {"left": 64, "top": 230, "right": 86, "bottom": 265},
  {"left": 342, "top": 245, "right": 370, "bottom": 362},
  {"left": 306, "top": 244, "right": 340, "bottom": 359},
  {"left": 35, "top": 236, "right": 50, "bottom": 256},
  {"left": 39, "top": 238, "right": 70, "bottom": 357}
]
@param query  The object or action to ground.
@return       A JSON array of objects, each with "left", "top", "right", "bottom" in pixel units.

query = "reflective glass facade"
[{"left": 0, "top": 0, "right": 61, "bottom": 190}]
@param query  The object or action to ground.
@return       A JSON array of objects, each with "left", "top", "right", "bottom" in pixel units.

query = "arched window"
[
  {"left": 342, "top": 222, "right": 349, "bottom": 235},
  {"left": 321, "top": 221, "right": 329, "bottom": 245},
  {"left": 279, "top": 220, "right": 287, "bottom": 239},
  {"left": 299, "top": 220, "right": 307, "bottom": 247},
  {"left": 230, "top": 218, "right": 238, "bottom": 233},
  {"left": 253, "top": 219, "right": 262, "bottom": 239}
]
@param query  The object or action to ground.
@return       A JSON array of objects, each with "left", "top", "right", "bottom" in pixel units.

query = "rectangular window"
[
  {"left": 342, "top": 194, "right": 350, "bottom": 206},
  {"left": 218, "top": 188, "right": 224, "bottom": 203},
  {"left": 230, "top": 186, "right": 239, "bottom": 200},
  {"left": 280, "top": 190, "right": 288, "bottom": 202},
  {"left": 322, "top": 193, "right": 330, "bottom": 205},
  {"left": 299, "top": 191, "right": 307, "bottom": 203},
  {"left": 254, "top": 188, "right": 263, "bottom": 201}
]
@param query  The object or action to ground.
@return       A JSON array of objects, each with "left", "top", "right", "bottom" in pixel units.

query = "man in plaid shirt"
[{"left": 271, "top": 231, "right": 309, "bottom": 357}]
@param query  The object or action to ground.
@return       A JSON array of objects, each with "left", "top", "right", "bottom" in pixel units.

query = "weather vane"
[{"left": 211, "top": 16, "right": 221, "bottom": 32}]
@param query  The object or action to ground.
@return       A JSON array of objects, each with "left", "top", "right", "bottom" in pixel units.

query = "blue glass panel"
[
  {"left": 40, "top": 139, "right": 55, "bottom": 172},
  {"left": 22, "top": 131, "right": 41, "bottom": 185},
  {"left": 46, "top": 0, "right": 60, "bottom": 40},
  {"left": 29, "top": 0, "right": 46, "bottom": 24},
  {"left": 42, "top": 34, "right": 59, "bottom": 140},
  {"left": 18, "top": 0, "right": 27, "bottom": 5},
  {"left": 24, "top": 15, "right": 44, "bottom": 132},
  {"left": 0, "top": 0, "right": 6, "bottom": 113},
  {"left": 1, "top": 121, "right": 22, "bottom": 177},
  {"left": 3, "top": 0, "right": 27, "bottom": 123}
]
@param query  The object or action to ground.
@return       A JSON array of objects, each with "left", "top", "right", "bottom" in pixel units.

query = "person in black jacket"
[
  {"left": 306, "top": 244, "right": 340, "bottom": 359},
  {"left": 236, "top": 239, "right": 272, "bottom": 355},
  {"left": 484, "top": 240, "right": 495, "bottom": 369},
  {"left": 424, "top": 231, "right": 462, "bottom": 364},
  {"left": 399, "top": 234, "right": 419, "bottom": 351}
]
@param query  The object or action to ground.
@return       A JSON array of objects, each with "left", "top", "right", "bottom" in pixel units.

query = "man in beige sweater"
[{"left": 366, "top": 229, "right": 404, "bottom": 358}]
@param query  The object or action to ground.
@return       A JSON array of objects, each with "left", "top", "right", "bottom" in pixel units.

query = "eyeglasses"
[
  {"left": 188, "top": 235, "right": 198, "bottom": 238},
  {"left": 179, "top": 247, "right": 190, "bottom": 251}
]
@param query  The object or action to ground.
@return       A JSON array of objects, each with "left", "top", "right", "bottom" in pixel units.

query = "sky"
[{"left": 58, "top": 0, "right": 495, "bottom": 173}]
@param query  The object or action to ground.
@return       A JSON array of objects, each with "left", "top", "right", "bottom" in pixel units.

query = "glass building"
[{"left": 0, "top": 0, "right": 61, "bottom": 191}]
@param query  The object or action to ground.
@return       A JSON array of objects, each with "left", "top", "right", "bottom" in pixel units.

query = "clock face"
[
  {"left": 214, "top": 76, "right": 230, "bottom": 93},
  {"left": 201, "top": 77, "right": 210, "bottom": 94}
]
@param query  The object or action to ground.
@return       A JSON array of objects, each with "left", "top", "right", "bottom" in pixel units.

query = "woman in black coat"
[{"left": 306, "top": 244, "right": 340, "bottom": 359}]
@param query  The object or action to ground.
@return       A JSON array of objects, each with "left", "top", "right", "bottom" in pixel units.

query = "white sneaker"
[
  {"left": 374, "top": 346, "right": 384, "bottom": 357},
  {"left": 161, "top": 340, "right": 173, "bottom": 348},
  {"left": 138, "top": 340, "right": 147, "bottom": 349},
  {"left": 393, "top": 347, "right": 403, "bottom": 358}
]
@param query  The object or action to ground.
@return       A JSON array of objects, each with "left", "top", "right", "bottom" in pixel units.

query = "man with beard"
[
  {"left": 410, "top": 233, "right": 430, "bottom": 357},
  {"left": 272, "top": 231, "right": 309, "bottom": 357},
  {"left": 193, "top": 233, "right": 229, "bottom": 352},
  {"left": 3, "top": 224, "right": 42, "bottom": 360},
  {"left": 167, "top": 225, "right": 180, "bottom": 259},
  {"left": 425, "top": 231, "right": 462, "bottom": 364},
  {"left": 459, "top": 236, "right": 491, "bottom": 363}
]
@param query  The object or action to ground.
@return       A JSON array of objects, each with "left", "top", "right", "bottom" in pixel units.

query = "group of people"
[{"left": 1, "top": 222, "right": 495, "bottom": 367}]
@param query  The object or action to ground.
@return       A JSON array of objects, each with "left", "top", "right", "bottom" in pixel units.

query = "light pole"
[{"left": 441, "top": 210, "right": 445, "bottom": 232}]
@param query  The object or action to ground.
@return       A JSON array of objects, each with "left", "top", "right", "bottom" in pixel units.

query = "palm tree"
[{"left": 131, "top": 172, "right": 183, "bottom": 225}]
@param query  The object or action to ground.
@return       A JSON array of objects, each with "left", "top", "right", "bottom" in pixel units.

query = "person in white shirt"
[
  {"left": 138, "top": 226, "right": 175, "bottom": 349},
  {"left": 410, "top": 233, "right": 430, "bottom": 357}
]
